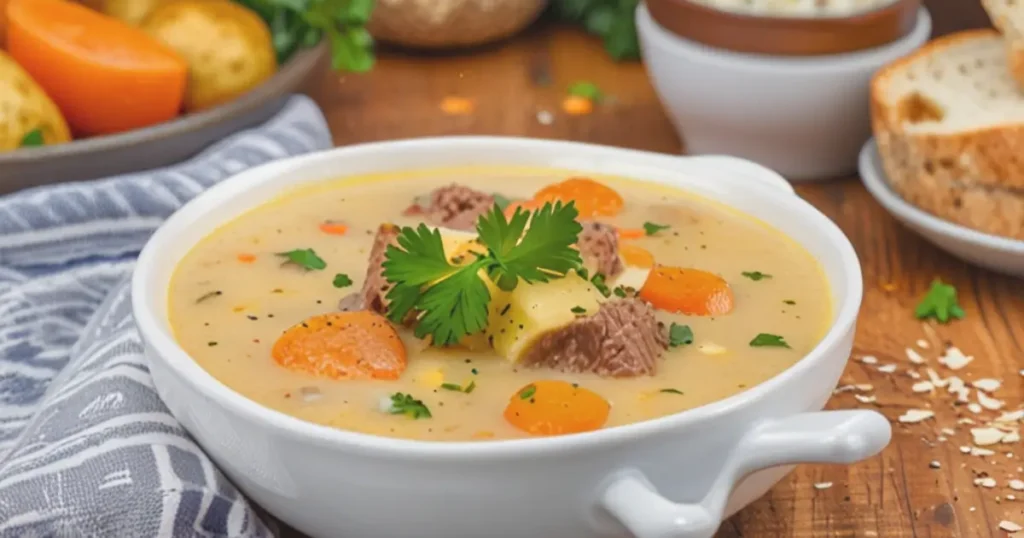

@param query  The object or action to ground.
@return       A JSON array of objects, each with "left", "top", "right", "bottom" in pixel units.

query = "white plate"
[{"left": 859, "top": 139, "right": 1024, "bottom": 278}]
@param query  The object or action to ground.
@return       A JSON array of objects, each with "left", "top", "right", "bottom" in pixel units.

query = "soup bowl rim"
[{"left": 132, "top": 135, "right": 863, "bottom": 461}]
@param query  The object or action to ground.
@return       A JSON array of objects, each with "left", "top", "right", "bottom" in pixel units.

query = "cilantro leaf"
[
  {"left": 914, "top": 279, "right": 965, "bottom": 323},
  {"left": 441, "top": 381, "right": 476, "bottom": 393},
  {"left": 19, "top": 128, "right": 44, "bottom": 148},
  {"left": 742, "top": 271, "right": 772, "bottom": 281},
  {"left": 750, "top": 333, "right": 790, "bottom": 348},
  {"left": 568, "top": 81, "right": 603, "bottom": 101},
  {"left": 277, "top": 248, "right": 326, "bottom": 270},
  {"left": 519, "top": 384, "right": 537, "bottom": 399},
  {"left": 481, "top": 201, "right": 583, "bottom": 291},
  {"left": 382, "top": 224, "right": 455, "bottom": 286},
  {"left": 643, "top": 222, "right": 670, "bottom": 235},
  {"left": 387, "top": 392, "right": 431, "bottom": 419},
  {"left": 333, "top": 273, "right": 353, "bottom": 288},
  {"left": 668, "top": 323, "right": 693, "bottom": 347},
  {"left": 410, "top": 258, "right": 491, "bottom": 346}
]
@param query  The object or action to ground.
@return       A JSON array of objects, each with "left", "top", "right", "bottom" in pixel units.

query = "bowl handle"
[
  {"left": 677, "top": 155, "right": 795, "bottom": 196},
  {"left": 599, "top": 410, "right": 891, "bottom": 538}
]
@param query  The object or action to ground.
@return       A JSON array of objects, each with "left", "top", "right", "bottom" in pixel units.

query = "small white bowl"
[
  {"left": 859, "top": 140, "right": 1024, "bottom": 278},
  {"left": 133, "top": 137, "right": 888, "bottom": 538},
  {"left": 637, "top": 3, "right": 932, "bottom": 181}
]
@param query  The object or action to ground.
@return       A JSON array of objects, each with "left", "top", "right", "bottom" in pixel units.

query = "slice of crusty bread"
[
  {"left": 870, "top": 29, "right": 1024, "bottom": 240},
  {"left": 982, "top": 0, "right": 1024, "bottom": 89}
]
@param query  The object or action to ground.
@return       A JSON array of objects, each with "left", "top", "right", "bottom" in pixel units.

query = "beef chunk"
[
  {"left": 338, "top": 223, "right": 398, "bottom": 314},
  {"left": 519, "top": 298, "right": 668, "bottom": 377},
  {"left": 407, "top": 184, "right": 494, "bottom": 231},
  {"left": 578, "top": 221, "right": 623, "bottom": 279}
]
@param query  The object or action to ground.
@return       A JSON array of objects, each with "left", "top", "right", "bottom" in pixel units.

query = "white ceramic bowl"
[
  {"left": 132, "top": 137, "right": 889, "bottom": 538},
  {"left": 859, "top": 140, "right": 1024, "bottom": 278},
  {"left": 637, "top": 3, "right": 932, "bottom": 181}
]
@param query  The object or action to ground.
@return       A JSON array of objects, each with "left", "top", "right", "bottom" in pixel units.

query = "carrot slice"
[
  {"left": 619, "top": 244, "right": 654, "bottom": 269},
  {"left": 503, "top": 380, "right": 610, "bottom": 436},
  {"left": 533, "top": 177, "right": 624, "bottom": 218},
  {"left": 617, "top": 228, "right": 645, "bottom": 240},
  {"left": 639, "top": 266, "right": 734, "bottom": 316},
  {"left": 561, "top": 96, "right": 593, "bottom": 116},
  {"left": 272, "top": 312, "right": 408, "bottom": 381},
  {"left": 319, "top": 222, "right": 349, "bottom": 236},
  {"left": 6, "top": 0, "right": 187, "bottom": 136},
  {"left": 237, "top": 253, "right": 256, "bottom": 264}
]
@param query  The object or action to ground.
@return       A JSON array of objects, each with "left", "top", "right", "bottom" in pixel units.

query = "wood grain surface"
[{"left": 291, "top": 1, "right": 1024, "bottom": 536}]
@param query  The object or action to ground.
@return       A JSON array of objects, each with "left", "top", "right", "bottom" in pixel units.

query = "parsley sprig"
[
  {"left": 914, "top": 280, "right": 965, "bottom": 323},
  {"left": 382, "top": 202, "right": 584, "bottom": 346}
]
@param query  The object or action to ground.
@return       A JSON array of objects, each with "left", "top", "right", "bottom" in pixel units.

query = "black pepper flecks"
[{"left": 207, "top": 341, "right": 218, "bottom": 347}]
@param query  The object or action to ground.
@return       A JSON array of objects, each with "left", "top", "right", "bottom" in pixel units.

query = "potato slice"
[{"left": 0, "top": 50, "right": 71, "bottom": 151}]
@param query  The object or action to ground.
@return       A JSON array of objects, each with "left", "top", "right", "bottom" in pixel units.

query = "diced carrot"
[
  {"left": 503, "top": 380, "right": 610, "bottom": 436},
  {"left": 619, "top": 244, "right": 654, "bottom": 269},
  {"left": 617, "top": 228, "right": 645, "bottom": 240},
  {"left": 440, "top": 96, "right": 474, "bottom": 115},
  {"left": 562, "top": 96, "right": 593, "bottom": 116},
  {"left": 6, "top": 0, "right": 187, "bottom": 136},
  {"left": 318, "top": 221, "right": 349, "bottom": 236},
  {"left": 639, "top": 266, "right": 734, "bottom": 316},
  {"left": 237, "top": 253, "right": 256, "bottom": 264},
  {"left": 534, "top": 177, "right": 624, "bottom": 218},
  {"left": 272, "top": 311, "right": 407, "bottom": 381}
]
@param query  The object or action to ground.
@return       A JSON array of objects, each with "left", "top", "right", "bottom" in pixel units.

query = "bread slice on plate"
[
  {"left": 982, "top": 0, "right": 1024, "bottom": 88},
  {"left": 870, "top": 29, "right": 1024, "bottom": 240}
]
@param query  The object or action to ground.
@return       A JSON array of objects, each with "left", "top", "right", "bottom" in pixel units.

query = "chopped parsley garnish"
[
  {"left": 519, "top": 384, "right": 537, "bottom": 400},
  {"left": 387, "top": 393, "right": 431, "bottom": 419},
  {"left": 613, "top": 286, "right": 627, "bottom": 298},
  {"left": 668, "top": 323, "right": 693, "bottom": 347},
  {"left": 568, "top": 81, "right": 603, "bottom": 102},
  {"left": 20, "top": 128, "right": 44, "bottom": 148},
  {"left": 750, "top": 333, "right": 790, "bottom": 348},
  {"left": 332, "top": 273, "right": 353, "bottom": 288},
  {"left": 742, "top": 271, "right": 772, "bottom": 281},
  {"left": 660, "top": 388, "right": 684, "bottom": 395},
  {"left": 464, "top": 380, "right": 476, "bottom": 394},
  {"left": 382, "top": 201, "right": 583, "bottom": 346},
  {"left": 643, "top": 222, "right": 670, "bottom": 236},
  {"left": 783, "top": 300, "right": 796, "bottom": 305},
  {"left": 471, "top": 368, "right": 478, "bottom": 375},
  {"left": 277, "top": 248, "right": 326, "bottom": 270},
  {"left": 914, "top": 279, "right": 965, "bottom": 323},
  {"left": 590, "top": 273, "right": 611, "bottom": 297},
  {"left": 571, "top": 305, "right": 587, "bottom": 314},
  {"left": 492, "top": 193, "right": 512, "bottom": 210},
  {"left": 441, "top": 381, "right": 476, "bottom": 394}
]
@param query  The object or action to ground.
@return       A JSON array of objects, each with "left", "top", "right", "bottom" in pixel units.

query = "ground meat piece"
[
  {"left": 578, "top": 221, "right": 623, "bottom": 279},
  {"left": 337, "top": 223, "right": 398, "bottom": 314},
  {"left": 410, "top": 184, "right": 494, "bottom": 231},
  {"left": 519, "top": 298, "right": 668, "bottom": 377}
]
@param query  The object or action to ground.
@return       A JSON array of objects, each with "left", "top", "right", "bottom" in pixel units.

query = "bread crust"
[
  {"left": 871, "top": 29, "right": 1024, "bottom": 239},
  {"left": 982, "top": 0, "right": 1024, "bottom": 89}
]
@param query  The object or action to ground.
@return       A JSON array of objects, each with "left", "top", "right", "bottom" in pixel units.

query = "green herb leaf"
[
  {"left": 571, "top": 305, "right": 587, "bottom": 314},
  {"left": 568, "top": 81, "right": 603, "bottom": 102},
  {"left": 554, "top": 0, "right": 640, "bottom": 61},
  {"left": 441, "top": 380, "right": 476, "bottom": 394},
  {"left": 643, "top": 222, "right": 670, "bottom": 236},
  {"left": 613, "top": 286, "right": 628, "bottom": 298},
  {"left": 464, "top": 380, "right": 476, "bottom": 394},
  {"left": 19, "top": 128, "right": 44, "bottom": 148},
  {"left": 519, "top": 384, "right": 537, "bottom": 400},
  {"left": 750, "top": 333, "right": 790, "bottom": 348},
  {"left": 480, "top": 201, "right": 584, "bottom": 291},
  {"left": 914, "top": 279, "right": 966, "bottom": 323},
  {"left": 660, "top": 388, "right": 684, "bottom": 395},
  {"left": 742, "top": 271, "right": 772, "bottom": 281},
  {"left": 590, "top": 272, "right": 611, "bottom": 297},
  {"left": 668, "top": 323, "right": 693, "bottom": 347},
  {"left": 333, "top": 273, "right": 353, "bottom": 288},
  {"left": 277, "top": 248, "right": 326, "bottom": 270},
  {"left": 387, "top": 392, "right": 431, "bottom": 419}
]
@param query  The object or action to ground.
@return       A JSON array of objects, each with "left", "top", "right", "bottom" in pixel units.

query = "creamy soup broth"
[{"left": 168, "top": 168, "right": 832, "bottom": 441}]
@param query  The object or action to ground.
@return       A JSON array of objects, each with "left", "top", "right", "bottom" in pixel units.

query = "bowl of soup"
[{"left": 132, "top": 137, "right": 887, "bottom": 538}]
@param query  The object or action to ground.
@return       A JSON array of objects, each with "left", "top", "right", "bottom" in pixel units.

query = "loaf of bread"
[
  {"left": 982, "top": 0, "right": 1024, "bottom": 89},
  {"left": 870, "top": 29, "right": 1024, "bottom": 240},
  {"left": 368, "top": 0, "right": 547, "bottom": 49},
  {"left": 687, "top": 0, "right": 898, "bottom": 17}
]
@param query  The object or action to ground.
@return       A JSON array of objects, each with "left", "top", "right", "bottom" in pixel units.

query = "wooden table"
[{"left": 299, "top": 1, "right": 1024, "bottom": 535}]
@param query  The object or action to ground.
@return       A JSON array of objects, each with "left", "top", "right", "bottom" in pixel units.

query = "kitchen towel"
[{"left": 0, "top": 95, "right": 333, "bottom": 537}]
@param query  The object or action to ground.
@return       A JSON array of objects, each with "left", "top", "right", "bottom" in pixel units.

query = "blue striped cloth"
[{"left": 0, "top": 95, "right": 333, "bottom": 537}]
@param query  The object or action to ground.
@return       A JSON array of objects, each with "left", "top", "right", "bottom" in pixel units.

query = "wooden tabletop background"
[{"left": 296, "top": 1, "right": 1024, "bottom": 536}]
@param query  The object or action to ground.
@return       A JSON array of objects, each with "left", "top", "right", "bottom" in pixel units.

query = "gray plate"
[{"left": 0, "top": 43, "right": 328, "bottom": 195}]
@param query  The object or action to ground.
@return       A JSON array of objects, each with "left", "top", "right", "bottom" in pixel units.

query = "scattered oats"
[
  {"left": 947, "top": 376, "right": 966, "bottom": 392},
  {"left": 997, "top": 410, "right": 1024, "bottom": 423},
  {"left": 939, "top": 346, "right": 973, "bottom": 370},
  {"left": 855, "top": 394, "right": 877, "bottom": 404},
  {"left": 536, "top": 110, "right": 554, "bottom": 125},
  {"left": 1005, "top": 431, "right": 1022, "bottom": 444},
  {"left": 1010, "top": 480, "right": 1024, "bottom": 491},
  {"left": 926, "top": 368, "right": 948, "bottom": 387},
  {"left": 899, "top": 409, "right": 935, "bottom": 423},
  {"left": 959, "top": 418, "right": 976, "bottom": 425},
  {"left": 941, "top": 428, "right": 957, "bottom": 436},
  {"left": 878, "top": 364, "right": 898, "bottom": 373},
  {"left": 961, "top": 446, "right": 973, "bottom": 454},
  {"left": 938, "top": 436, "right": 948, "bottom": 442},
  {"left": 1009, "top": 494, "right": 1018, "bottom": 500},
  {"left": 969, "top": 403, "right": 983, "bottom": 414},
  {"left": 813, "top": 482, "right": 833, "bottom": 490},
  {"left": 917, "top": 339, "right": 930, "bottom": 349},
  {"left": 955, "top": 387, "right": 971, "bottom": 403},
  {"left": 973, "top": 378, "right": 1002, "bottom": 393},
  {"left": 908, "top": 370, "right": 922, "bottom": 379},
  {"left": 979, "top": 391, "right": 1005, "bottom": 411},
  {"left": 834, "top": 385, "right": 857, "bottom": 394},
  {"left": 912, "top": 381, "right": 934, "bottom": 393},
  {"left": 972, "top": 428, "right": 1006, "bottom": 446},
  {"left": 856, "top": 384, "right": 874, "bottom": 391},
  {"left": 971, "top": 447, "right": 996, "bottom": 457},
  {"left": 929, "top": 460, "right": 941, "bottom": 468},
  {"left": 906, "top": 348, "right": 926, "bottom": 364},
  {"left": 999, "top": 521, "right": 1023, "bottom": 532},
  {"left": 861, "top": 355, "right": 878, "bottom": 364},
  {"left": 1020, "top": 369, "right": 1024, "bottom": 377},
  {"left": 975, "top": 477, "right": 998, "bottom": 488},
  {"left": 970, "top": 506, "right": 976, "bottom": 512}
]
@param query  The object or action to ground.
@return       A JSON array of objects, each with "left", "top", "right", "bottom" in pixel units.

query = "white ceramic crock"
[
  {"left": 132, "top": 137, "right": 888, "bottom": 538},
  {"left": 637, "top": 2, "right": 932, "bottom": 181}
]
